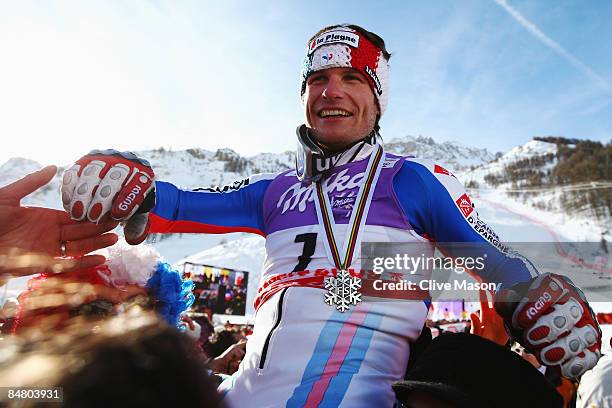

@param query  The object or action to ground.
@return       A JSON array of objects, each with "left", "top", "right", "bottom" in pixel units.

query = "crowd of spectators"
[{"left": 194, "top": 276, "right": 247, "bottom": 316}]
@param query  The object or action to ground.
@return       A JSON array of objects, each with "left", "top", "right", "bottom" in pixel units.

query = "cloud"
[{"left": 494, "top": 0, "right": 612, "bottom": 95}]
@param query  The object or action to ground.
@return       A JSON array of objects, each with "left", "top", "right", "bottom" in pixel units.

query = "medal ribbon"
[{"left": 313, "top": 143, "right": 384, "bottom": 273}]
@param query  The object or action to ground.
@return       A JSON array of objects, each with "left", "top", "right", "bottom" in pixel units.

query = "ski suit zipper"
[{"left": 258, "top": 287, "right": 288, "bottom": 369}]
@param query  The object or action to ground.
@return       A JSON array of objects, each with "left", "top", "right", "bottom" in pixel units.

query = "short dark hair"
[{"left": 307, "top": 24, "right": 392, "bottom": 61}]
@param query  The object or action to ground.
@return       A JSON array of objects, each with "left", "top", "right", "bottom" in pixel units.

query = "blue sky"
[{"left": 0, "top": 0, "right": 610, "bottom": 165}]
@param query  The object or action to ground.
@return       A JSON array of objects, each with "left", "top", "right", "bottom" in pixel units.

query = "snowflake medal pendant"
[{"left": 324, "top": 269, "right": 362, "bottom": 313}]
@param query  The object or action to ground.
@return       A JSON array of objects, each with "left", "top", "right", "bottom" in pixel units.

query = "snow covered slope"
[
  {"left": 1, "top": 137, "right": 609, "bottom": 315},
  {"left": 459, "top": 139, "right": 610, "bottom": 234},
  {"left": 0, "top": 135, "right": 496, "bottom": 209},
  {"left": 460, "top": 139, "right": 558, "bottom": 188}
]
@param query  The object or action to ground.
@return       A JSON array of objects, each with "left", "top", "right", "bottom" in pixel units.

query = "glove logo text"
[
  {"left": 119, "top": 185, "right": 142, "bottom": 211},
  {"left": 527, "top": 291, "right": 552, "bottom": 319}
]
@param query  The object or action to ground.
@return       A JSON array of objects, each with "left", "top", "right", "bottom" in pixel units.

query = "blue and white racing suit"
[{"left": 149, "top": 143, "right": 536, "bottom": 407}]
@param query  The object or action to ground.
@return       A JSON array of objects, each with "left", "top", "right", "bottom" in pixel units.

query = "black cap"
[{"left": 392, "top": 333, "right": 563, "bottom": 408}]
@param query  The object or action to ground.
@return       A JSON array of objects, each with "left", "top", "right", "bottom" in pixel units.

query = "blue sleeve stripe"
[{"left": 152, "top": 177, "right": 272, "bottom": 233}]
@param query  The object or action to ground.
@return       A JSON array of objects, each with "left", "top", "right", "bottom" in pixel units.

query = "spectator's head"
[
  {"left": 12, "top": 266, "right": 146, "bottom": 333},
  {"left": 211, "top": 329, "right": 239, "bottom": 357},
  {"left": 0, "top": 311, "right": 221, "bottom": 407},
  {"left": 192, "top": 315, "right": 214, "bottom": 341},
  {"left": 11, "top": 243, "right": 194, "bottom": 334},
  {"left": 185, "top": 320, "right": 202, "bottom": 342},
  {"left": 393, "top": 333, "right": 562, "bottom": 408}
]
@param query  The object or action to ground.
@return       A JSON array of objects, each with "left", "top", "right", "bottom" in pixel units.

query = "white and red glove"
[
  {"left": 495, "top": 273, "right": 601, "bottom": 378},
  {"left": 61, "top": 149, "right": 155, "bottom": 245}
]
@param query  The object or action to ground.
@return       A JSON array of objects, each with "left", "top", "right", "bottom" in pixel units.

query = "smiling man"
[
  {"left": 304, "top": 67, "right": 378, "bottom": 151},
  {"left": 300, "top": 25, "right": 389, "bottom": 156},
  {"left": 61, "top": 24, "right": 602, "bottom": 407}
]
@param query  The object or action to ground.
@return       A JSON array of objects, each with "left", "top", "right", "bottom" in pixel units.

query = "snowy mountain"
[
  {"left": 0, "top": 158, "right": 45, "bottom": 184},
  {"left": 1, "top": 136, "right": 609, "bottom": 317},
  {"left": 461, "top": 139, "right": 558, "bottom": 188},
  {"left": 146, "top": 135, "right": 496, "bottom": 190},
  {"left": 0, "top": 136, "right": 607, "bottom": 243},
  {"left": 0, "top": 158, "right": 63, "bottom": 208},
  {"left": 139, "top": 147, "right": 295, "bottom": 192},
  {"left": 460, "top": 138, "right": 611, "bottom": 234},
  {"left": 0, "top": 135, "right": 494, "bottom": 210},
  {"left": 386, "top": 135, "right": 498, "bottom": 170}
]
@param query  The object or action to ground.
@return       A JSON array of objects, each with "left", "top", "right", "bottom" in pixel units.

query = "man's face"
[{"left": 304, "top": 67, "right": 379, "bottom": 152}]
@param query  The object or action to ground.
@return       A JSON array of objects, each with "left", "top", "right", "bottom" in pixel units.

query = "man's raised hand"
[
  {"left": 61, "top": 150, "right": 155, "bottom": 244},
  {"left": 495, "top": 273, "right": 601, "bottom": 378}
]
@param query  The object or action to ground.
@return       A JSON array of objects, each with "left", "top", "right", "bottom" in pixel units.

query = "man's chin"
[
  {"left": 312, "top": 125, "right": 376, "bottom": 151},
  {"left": 314, "top": 131, "right": 349, "bottom": 141},
  {"left": 310, "top": 130, "right": 353, "bottom": 151}
]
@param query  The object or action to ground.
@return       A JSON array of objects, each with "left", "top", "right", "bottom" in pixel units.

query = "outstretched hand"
[
  {"left": 470, "top": 289, "right": 509, "bottom": 346},
  {"left": 0, "top": 166, "right": 118, "bottom": 278}
]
